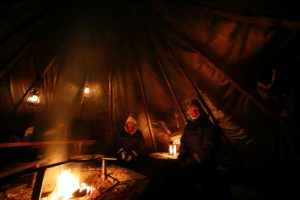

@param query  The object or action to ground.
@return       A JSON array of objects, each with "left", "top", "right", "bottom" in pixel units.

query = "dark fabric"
[
  {"left": 166, "top": 114, "right": 219, "bottom": 199},
  {"left": 115, "top": 128, "right": 146, "bottom": 156},
  {"left": 0, "top": 0, "right": 299, "bottom": 176},
  {"left": 114, "top": 128, "right": 148, "bottom": 172},
  {"left": 139, "top": 157, "right": 231, "bottom": 200},
  {"left": 174, "top": 163, "right": 217, "bottom": 200},
  {"left": 179, "top": 114, "right": 216, "bottom": 166}
]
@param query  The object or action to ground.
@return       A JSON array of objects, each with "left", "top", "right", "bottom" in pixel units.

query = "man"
[
  {"left": 176, "top": 98, "right": 217, "bottom": 199},
  {"left": 178, "top": 99, "right": 216, "bottom": 166}
]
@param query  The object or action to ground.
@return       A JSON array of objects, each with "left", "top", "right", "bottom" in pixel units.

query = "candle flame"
[{"left": 169, "top": 143, "right": 177, "bottom": 156}]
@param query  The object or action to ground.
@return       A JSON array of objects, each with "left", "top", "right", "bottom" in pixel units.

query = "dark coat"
[
  {"left": 115, "top": 128, "right": 145, "bottom": 156},
  {"left": 179, "top": 115, "right": 216, "bottom": 165}
]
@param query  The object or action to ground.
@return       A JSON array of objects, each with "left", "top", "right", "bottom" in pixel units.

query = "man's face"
[
  {"left": 188, "top": 105, "right": 200, "bottom": 119},
  {"left": 127, "top": 121, "right": 135, "bottom": 133}
]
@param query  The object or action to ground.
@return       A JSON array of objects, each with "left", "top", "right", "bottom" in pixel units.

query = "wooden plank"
[
  {"left": 0, "top": 140, "right": 96, "bottom": 148},
  {"left": 0, "top": 159, "right": 49, "bottom": 179}
]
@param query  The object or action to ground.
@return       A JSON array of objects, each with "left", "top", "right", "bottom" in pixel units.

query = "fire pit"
[
  {"left": 2, "top": 156, "right": 118, "bottom": 200},
  {"left": 40, "top": 165, "right": 118, "bottom": 200},
  {"left": 0, "top": 155, "right": 148, "bottom": 200},
  {"left": 5, "top": 167, "right": 117, "bottom": 200}
]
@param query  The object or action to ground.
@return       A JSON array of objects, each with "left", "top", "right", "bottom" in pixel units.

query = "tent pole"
[
  {"left": 136, "top": 63, "right": 157, "bottom": 151},
  {"left": 5, "top": 57, "right": 56, "bottom": 124},
  {"left": 153, "top": 55, "right": 187, "bottom": 123},
  {"left": 139, "top": 4, "right": 246, "bottom": 167},
  {"left": 108, "top": 65, "right": 113, "bottom": 148}
]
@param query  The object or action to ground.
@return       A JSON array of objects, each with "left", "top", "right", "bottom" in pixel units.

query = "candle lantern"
[
  {"left": 173, "top": 143, "right": 177, "bottom": 155},
  {"left": 169, "top": 141, "right": 173, "bottom": 155},
  {"left": 27, "top": 89, "right": 40, "bottom": 105},
  {"left": 169, "top": 141, "right": 177, "bottom": 156}
]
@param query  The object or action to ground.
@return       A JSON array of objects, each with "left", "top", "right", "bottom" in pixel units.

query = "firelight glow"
[
  {"left": 169, "top": 143, "right": 177, "bottom": 156},
  {"left": 50, "top": 170, "right": 93, "bottom": 200}
]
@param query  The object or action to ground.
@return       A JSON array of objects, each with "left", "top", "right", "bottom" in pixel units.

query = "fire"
[{"left": 47, "top": 169, "right": 94, "bottom": 200}]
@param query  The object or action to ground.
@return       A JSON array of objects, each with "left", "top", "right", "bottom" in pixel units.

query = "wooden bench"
[{"left": 0, "top": 140, "right": 97, "bottom": 180}]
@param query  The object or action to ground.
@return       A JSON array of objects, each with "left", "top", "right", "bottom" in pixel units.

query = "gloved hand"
[
  {"left": 120, "top": 151, "right": 127, "bottom": 160},
  {"left": 192, "top": 153, "right": 201, "bottom": 164},
  {"left": 126, "top": 154, "right": 133, "bottom": 162}
]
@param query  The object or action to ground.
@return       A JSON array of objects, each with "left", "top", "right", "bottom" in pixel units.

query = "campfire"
[
  {"left": 44, "top": 169, "right": 94, "bottom": 199},
  {"left": 41, "top": 164, "right": 118, "bottom": 200},
  {"left": 3, "top": 161, "right": 118, "bottom": 200}
]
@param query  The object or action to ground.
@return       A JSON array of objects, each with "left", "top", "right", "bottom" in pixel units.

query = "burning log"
[
  {"left": 72, "top": 188, "right": 87, "bottom": 197},
  {"left": 1, "top": 155, "right": 148, "bottom": 200}
]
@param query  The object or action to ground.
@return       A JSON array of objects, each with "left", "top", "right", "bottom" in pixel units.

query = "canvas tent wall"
[{"left": 1, "top": 0, "right": 300, "bottom": 175}]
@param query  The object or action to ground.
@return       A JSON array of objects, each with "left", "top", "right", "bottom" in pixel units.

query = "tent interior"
[{"left": 1, "top": 0, "right": 300, "bottom": 199}]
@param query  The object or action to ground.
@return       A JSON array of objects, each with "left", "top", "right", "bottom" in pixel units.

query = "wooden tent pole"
[
  {"left": 153, "top": 54, "right": 187, "bottom": 122},
  {"left": 108, "top": 64, "right": 113, "bottom": 147},
  {"left": 138, "top": 2, "right": 246, "bottom": 167},
  {"left": 136, "top": 64, "right": 157, "bottom": 151},
  {"left": 7, "top": 57, "right": 56, "bottom": 119},
  {"left": 125, "top": 4, "right": 157, "bottom": 151},
  {"left": 135, "top": 2, "right": 187, "bottom": 123}
]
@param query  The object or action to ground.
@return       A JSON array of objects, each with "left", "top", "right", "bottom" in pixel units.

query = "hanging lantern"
[
  {"left": 83, "top": 87, "right": 91, "bottom": 97},
  {"left": 27, "top": 89, "right": 40, "bottom": 105},
  {"left": 84, "top": 87, "right": 90, "bottom": 95}
]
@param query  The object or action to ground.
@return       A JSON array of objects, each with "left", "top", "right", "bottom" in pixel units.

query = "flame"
[
  {"left": 169, "top": 143, "right": 177, "bottom": 156},
  {"left": 48, "top": 169, "right": 93, "bottom": 200}
]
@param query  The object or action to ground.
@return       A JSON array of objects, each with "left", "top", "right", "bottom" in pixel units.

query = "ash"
[
  {"left": 2, "top": 164, "right": 147, "bottom": 200},
  {"left": 4, "top": 168, "right": 117, "bottom": 200}
]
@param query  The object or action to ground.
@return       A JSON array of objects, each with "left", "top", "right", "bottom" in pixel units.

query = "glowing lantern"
[
  {"left": 169, "top": 141, "right": 177, "bottom": 156},
  {"left": 27, "top": 89, "right": 40, "bottom": 105}
]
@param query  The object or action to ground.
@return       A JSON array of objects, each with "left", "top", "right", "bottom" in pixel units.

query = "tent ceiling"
[{"left": 1, "top": 0, "right": 300, "bottom": 172}]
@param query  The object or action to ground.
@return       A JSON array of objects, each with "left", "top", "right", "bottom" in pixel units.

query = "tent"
[{"left": 1, "top": 0, "right": 300, "bottom": 198}]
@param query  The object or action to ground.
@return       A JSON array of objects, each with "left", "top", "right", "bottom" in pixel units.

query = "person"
[
  {"left": 178, "top": 98, "right": 216, "bottom": 167},
  {"left": 176, "top": 98, "right": 217, "bottom": 199},
  {"left": 115, "top": 113, "right": 146, "bottom": 170}
]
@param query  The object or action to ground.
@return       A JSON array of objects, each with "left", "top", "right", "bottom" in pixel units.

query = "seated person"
[
  {"left": 115, "top": 113, "right": 146, "bottom": 170},
  {"left": 178, "top": 99, "right": 216, "bottom": 168},
  {"left": 176, "top": 99, "right": 218, "bottom": 199}
]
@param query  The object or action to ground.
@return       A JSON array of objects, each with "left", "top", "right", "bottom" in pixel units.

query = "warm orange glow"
[
  {"left": 84, "top": 87, "right": 90, "bottom": 94},
  {"left": 49, "top": 169, "right": 93, "bottom": 200},
  {"left": 169, "top": 144, "right": 173, "bottom": 155},
  {"left": 169, "top": 143, "right": 177, "bottom": 156},
  {"left": 27, "top": 94, "right": 40, "bottom": 105},
  {"left": 173, "top": 144, "right": 177, "bottom": 155}
]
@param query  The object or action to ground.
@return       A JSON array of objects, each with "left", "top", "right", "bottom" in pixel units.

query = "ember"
[
  {"left": 72, "top": 188, "right": 87, "bottom": 197},
  {"left": 1, "top": 159, "right": 148, "bottom": 200},
  {"left": 3, "top": 165, "right": 118, "bottom": 200},
  {"left": 46, "top": 169, "right": 94, "bottom": 199},
  {"left": 41, "top": 167, "right": 117, "bottom": 200}
]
